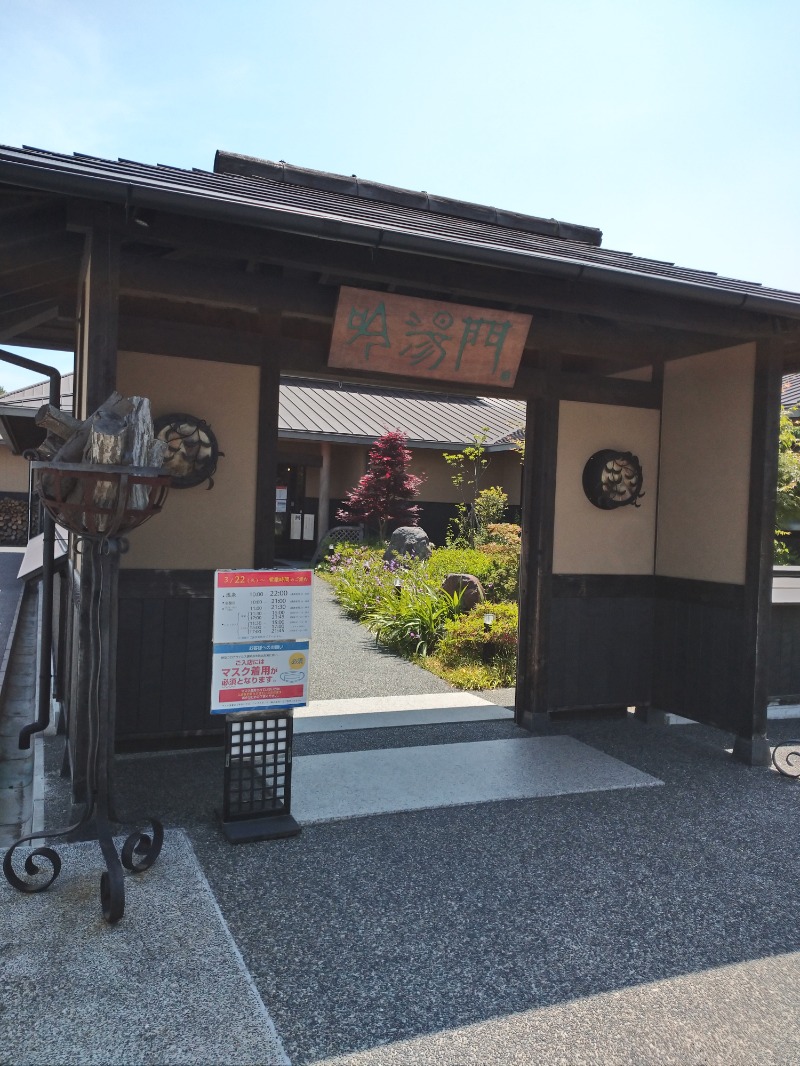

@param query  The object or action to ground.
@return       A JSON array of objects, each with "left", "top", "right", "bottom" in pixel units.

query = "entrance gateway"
[{"left": 0, "top": 143, "right": 798, "bottom": 798}]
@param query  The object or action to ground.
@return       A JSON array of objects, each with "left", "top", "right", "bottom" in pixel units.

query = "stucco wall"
[
  {"left": 117, "top": 353, "right": 259, "bottom": 570},
  {"left": 553, "top": 401, "right": 661, "bottom": 575},
  {"left": 329, "top": 444, "right": 367, "bottom": 497},
  {"left": 0, "top": 445, "right": 30, "bottom": 492},
  {"left": 656, "top": 343, "right": 755, "bottom": 584}
]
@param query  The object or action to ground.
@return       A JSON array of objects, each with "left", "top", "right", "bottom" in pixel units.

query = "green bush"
[
  {"left": 436, "top": 602, "right": 518, "bottom": 686},
  {"left": 318, "top": 546, "right": 393, "bottom": 618},
  {"left": 474, "top": 486, "right": 508, "bottom": 541},
  {"left": 364, "top": 583, "right": 466, "bottom": 657},
  {"left": 477, "top": 523, "right": 521, "bottom": 603},
  {"left": 424, "top": 546, "right": 494, "bottom": 585}
]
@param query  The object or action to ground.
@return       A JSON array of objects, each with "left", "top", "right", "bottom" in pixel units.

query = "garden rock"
[
  {"left": 441, "top": 573, "right": 485, "bottom": 610},
  {"left": 383, "top": 526, "right": 432, "bottom": 561}
]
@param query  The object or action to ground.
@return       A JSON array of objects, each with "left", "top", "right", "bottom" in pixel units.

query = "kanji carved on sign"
[{"left": 329, "top": 287, "right": 531, "bottom": 388}]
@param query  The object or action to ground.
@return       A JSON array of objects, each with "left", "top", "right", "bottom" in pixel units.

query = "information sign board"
[
  {"left": 212, "top": 569, "right": 312, "bottom": 715},
  {"left": 213, "top": 569, "right": 312, "bottom": 643},
  {"left": 210, "top": 640, "right": 309, "bottom": 713}
]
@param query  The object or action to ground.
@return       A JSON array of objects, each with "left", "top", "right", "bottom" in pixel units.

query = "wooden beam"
[
  {"left": 118, "top": 313, "right": 662, "bottom": 406},
  {"left": 119, "top": 254, "right": 336, "bottom": 318},
  {"left": 119, "top": 315, "right": 263, "bottom": 364},
  {"left": 0, "top": 236, "right": 81, "bottom": 278},
  {"left": 124, "top": 212, "right": 799, "bottom": 341},
  {"left": 81, "top": 218, "right": 121, "bottom": 413},
  {"left": 0, "top": 303, "right": 59, "bottom": 342},
  {"left": 0, "top": 203, "right": 67, "bottom": 250}
]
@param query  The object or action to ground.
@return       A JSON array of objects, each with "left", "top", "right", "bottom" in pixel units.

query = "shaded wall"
[
  {"left": 548, "top": 401, "right": 660, "bottom": 711},
  {"left": 117, "top": 352, "right": 259, "bottom": 570},
  {"left": 652, "top": 343, "right": 756, "bottom": 727}
]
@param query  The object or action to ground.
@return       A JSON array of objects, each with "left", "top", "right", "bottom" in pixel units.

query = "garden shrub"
[
  {"left": 436, "top": 601, "right": 518, "bottom": 686},
  {"left": 474, "top": 487, "right": 508, "bottom": 542},
  {"left": 317, "top": 545, "right": 392, "bottom": 618},
  {"left": 424, "top": 546, "right": 494, "bottom": 586},
  {"left": 477, "top": 523, "right": 521, "bottom": 603},
  {"left": 364, "top": 583, "right": 465, "bottom": 657}
]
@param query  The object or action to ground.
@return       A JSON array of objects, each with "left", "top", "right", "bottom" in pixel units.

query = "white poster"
[
  {"left": 213, "top": 570, "right": 312, "bottom": 643},
  {"left": 210, "top": 640, "right": 309, "bottom": 713}
]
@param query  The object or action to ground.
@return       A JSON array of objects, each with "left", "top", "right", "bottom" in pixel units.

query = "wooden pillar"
[
  {"left": 733, "top": 337, "right": 784, "bottom": 765},
  {"left": 318, "top": 441, "right": 332, "bottom": 542},
  {"left": 69, "top": 217, "right": 121, "bottom": 803},
  {"left": 254, "top": 318, "right": 281, "bottom": 568},
  {"left": 515, "top": 392, "right": 560, "bottom": 729}
]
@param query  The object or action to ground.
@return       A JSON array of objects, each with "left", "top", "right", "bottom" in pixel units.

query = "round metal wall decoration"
[
  {"left": 582, "top": 449, "right": 644, "bottom": 509},
  {"left": 154, "top": 413, "right": 222, "bottom": 489}
]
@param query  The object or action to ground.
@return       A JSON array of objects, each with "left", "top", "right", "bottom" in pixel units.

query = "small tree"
[
  {"left": 443, "top": 430, "right": 491, "bottom": 547},
  {"left": 337, "top": 429, "right": 424, "bottom": 541},
  {"left": 775, "top": 410, "right": 800, "bottom": 563}
]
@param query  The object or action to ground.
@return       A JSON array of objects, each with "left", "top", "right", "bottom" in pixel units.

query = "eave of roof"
[{"left": 3, "top": 145, "right": 800, "bottom": 322}]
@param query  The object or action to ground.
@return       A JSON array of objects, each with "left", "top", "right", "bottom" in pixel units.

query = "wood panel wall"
[{"left": 115, "top": 570, "right": 218, "bottom": 746}]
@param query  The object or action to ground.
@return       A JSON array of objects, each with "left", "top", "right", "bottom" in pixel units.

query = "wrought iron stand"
[
  {"left": 2, "top": 462, "right": 170, "bottom": 923},
  {"left": 772, "top": 741, "right": 800, "bottom": 778}
]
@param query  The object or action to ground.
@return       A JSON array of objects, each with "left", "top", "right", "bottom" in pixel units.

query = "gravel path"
[{"left": 310, "top": 575, "right": 454, "bottom": 700}]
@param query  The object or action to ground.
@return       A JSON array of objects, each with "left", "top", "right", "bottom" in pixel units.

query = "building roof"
[
  {"left": 783, "top": 374, "right": 800, "bottom": 411},
  {"left": 3, "top": 143, "right": 800, "bottom": 320},
  {"left": 278, "top": 377, "right": 524, "bottom": 449},
  {"left": 0, "top": 372, "right": 525, "bottom": 452}
]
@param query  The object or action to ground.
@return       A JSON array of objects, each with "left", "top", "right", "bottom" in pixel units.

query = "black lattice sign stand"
[{"left": 221, "top": 711, "right": 301, "bottom": 842}]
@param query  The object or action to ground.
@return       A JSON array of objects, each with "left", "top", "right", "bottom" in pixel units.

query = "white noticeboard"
[
  {"left": 210, "top": 640, "right": 309, "bottom": 712},
  {"left": 211, "top": 569, "right": 313, "bottom": 714}
]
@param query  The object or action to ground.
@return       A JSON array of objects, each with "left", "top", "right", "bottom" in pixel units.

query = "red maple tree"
[{"left": 336, "top": 430, "right": 424, "bottom": 541}]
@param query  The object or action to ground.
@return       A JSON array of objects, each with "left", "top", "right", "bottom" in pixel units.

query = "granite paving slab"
[
  {"left": 293, "top": 692, "right": 512, "bottom": 733},
  {"left": 290, "top": 735, "right": 662, "bottom": 824},
  {"left": 0, "top": 829, "right": 288, "bottom": 1065}
]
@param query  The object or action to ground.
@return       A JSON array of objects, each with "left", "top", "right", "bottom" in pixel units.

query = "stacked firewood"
[
  {"left": 0, "top": 498, "right": 30, "bottom": 545},
  {"left": 31, "top": 393, "right": 167, "bottom": 531}
]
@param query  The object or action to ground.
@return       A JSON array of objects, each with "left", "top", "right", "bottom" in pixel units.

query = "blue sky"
[{"left": 1, "top": 0, "right": 799, "bottom": 390}]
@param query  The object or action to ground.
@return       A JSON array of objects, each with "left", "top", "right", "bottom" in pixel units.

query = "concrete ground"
[
  {"left": 0, "top": 548, "right": 36, "bottom": 847},
  {"left": 3, "top": 573, "right": 800, "bottom": 1064}
]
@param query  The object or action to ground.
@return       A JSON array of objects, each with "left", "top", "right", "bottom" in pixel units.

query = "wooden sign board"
[{"left": 329, "top": 287, "right": 531, "bottom": 388}]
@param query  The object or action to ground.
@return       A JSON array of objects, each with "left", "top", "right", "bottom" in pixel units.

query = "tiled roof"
[
  {"left": 278, "top": 378, "right": 525, "bottom": 448},
  {"left": 0, "top": 372, "right": 525, "bottom": 449},
  {"left": 3, "top": 144, "right": 800, "bottom": 317},
  {"left": 783, "top": 374, "right": 800, "bottom": 410}
]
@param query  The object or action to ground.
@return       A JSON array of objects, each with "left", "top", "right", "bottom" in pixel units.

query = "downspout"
[{"left": 0, "top": 347, "right": 61, "bottom": 749}]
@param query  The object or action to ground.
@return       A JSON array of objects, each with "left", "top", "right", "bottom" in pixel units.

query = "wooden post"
[
  {"left": 733, "top": 338, "right": 784, "bottom": 765},
  {"left": 254, "top": 317, "right": 282, "bottom": 569},
  {"left": 515, "top": 390, "right": 560, "bottom": 729},
  {"left": 69, "top": 218, "right": 121, "bottom": 804},
  {"left": 318, "top": 441, "right": 332, "bottom": 544}
]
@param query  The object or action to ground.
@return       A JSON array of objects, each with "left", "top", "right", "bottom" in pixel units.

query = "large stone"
[
  {"left": 383, "top": 526, "right": 432, "bottom": 561},
  {"left": 441, "top": 573, "right": 485, "bottom": 610}
]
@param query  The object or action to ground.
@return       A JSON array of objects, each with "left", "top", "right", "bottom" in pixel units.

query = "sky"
[{"left": 1, "top": 0, "right": 799, "bottom": 391}]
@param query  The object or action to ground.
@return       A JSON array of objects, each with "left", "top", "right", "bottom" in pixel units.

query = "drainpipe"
[{"left": 0, "top": 347, "right": 61, "bottom": 749}]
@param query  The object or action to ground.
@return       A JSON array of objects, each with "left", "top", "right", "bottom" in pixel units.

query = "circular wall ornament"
[
  {"left": 582, "top": 449, "right": 644, "bottom": 510},
  {"left": 153, "top": 413, "right": 222, "bottom": 489}
]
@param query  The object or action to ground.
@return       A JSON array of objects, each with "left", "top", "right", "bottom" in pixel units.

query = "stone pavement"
[
  {"left": 0, "top": 548, "right": 37, "bottom": 848},
  {"left": 3, "top": 572, "right": 800, "bottom": 1063}
]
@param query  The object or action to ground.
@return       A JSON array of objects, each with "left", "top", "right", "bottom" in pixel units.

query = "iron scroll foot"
[
  {"left": 772, "top": 741, "right": 800, "bottom": 778},
  {"left": 2, "top": 813, "right": 165, "bottom": 923}
]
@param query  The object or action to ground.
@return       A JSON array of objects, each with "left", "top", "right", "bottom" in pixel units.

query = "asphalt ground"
[
  {"left": 8, "top": 572, "right": 800, "bottom": 1063},
  {"left": 35, "top": 711, "right": 800, "bottom": 1065}
]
